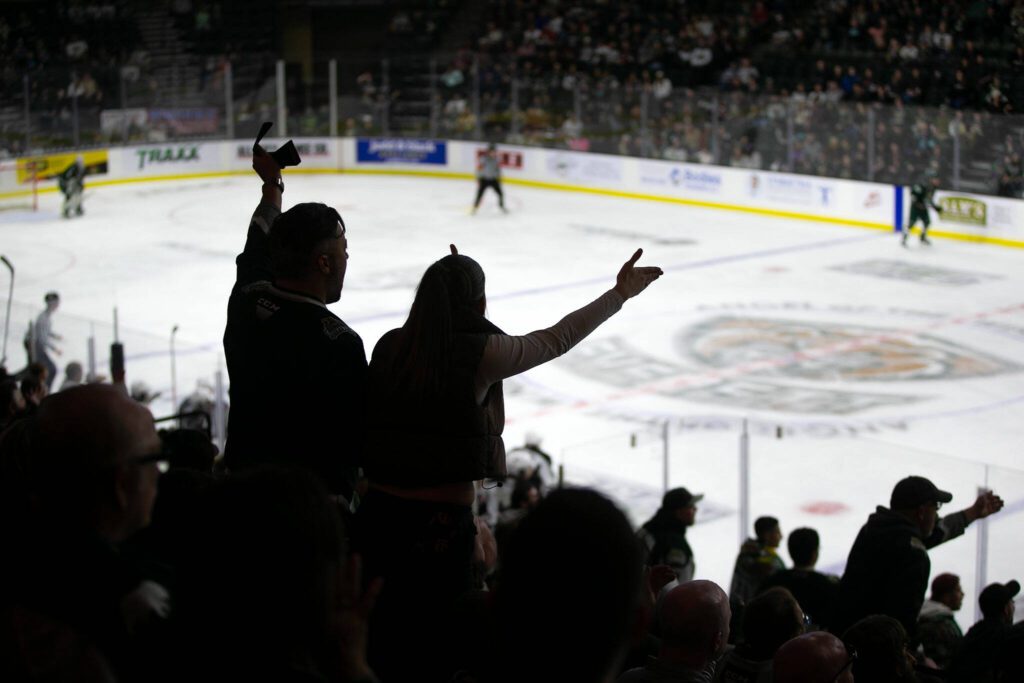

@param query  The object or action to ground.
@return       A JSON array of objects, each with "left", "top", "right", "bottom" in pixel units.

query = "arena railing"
[{"left": 1, "top": 55, "right": 1021, "bottom": 198}]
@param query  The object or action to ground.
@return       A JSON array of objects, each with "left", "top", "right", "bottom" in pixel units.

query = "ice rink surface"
[{"left": 2, "top": 173, "right": 1023, "bottom": 626}]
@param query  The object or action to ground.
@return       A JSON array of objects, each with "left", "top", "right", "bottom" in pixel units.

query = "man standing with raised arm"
[{"left": 223, "top": 146, "right": 367, "bottom": 510}]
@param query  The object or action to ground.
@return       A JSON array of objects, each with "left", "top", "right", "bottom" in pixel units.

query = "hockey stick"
[{"left": 0, "top": 255, "right": 12, "bottom": 368}]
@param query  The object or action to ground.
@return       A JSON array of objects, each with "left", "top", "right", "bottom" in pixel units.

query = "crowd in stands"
[
  {"left": 1, "top": 146, "right": 1021, "bottom": 683},
  {"left": 0, "top": 1, "right": 143, "bottom": 155},
  {"left": 432, "top": 0, "right": 1024, "bottom": 194}
]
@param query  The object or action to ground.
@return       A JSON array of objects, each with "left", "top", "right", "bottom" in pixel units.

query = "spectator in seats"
[
  {"left": 918, "top": 572, "right": 965, "bottom": 670},
  {"left": 834, "top": 476, "right": 1004, "bottom": 638},
  {"left": 713, "top": 587, "right": 805, "bottom": 683},
  {"left": 729, "top": 516, "right": 785, "bottom": 617},
  {"left": 759, "top": 527, "right": 839, "bottom": 630},
  {"left": 60, "top": 360, "right": 84, "bottom": 390},
  {"left": 618, "top": 580, "right": 730, "bottom": 683},
  {"left": 32, "top": 291, "right": 62, "bottom": 389},
  {"left": 0, "top": 379, "right": 25, "bottom": 432},
  {"left": 358, "top": 245, "right": 661, "bottom": 680},
  {"left": 223, "top": 145, "right": 367, "bottom": 510},
  {"left": 843, "top": 615, "right": 924, "bottom": 683},
  {"left": 170, "top": 467, "right": 380, "bottom": 683},
  {"left": 1, "top": 385, "right": 169, "bottom": 681},
  {"left": 773, "top": 632, "right": 854, "bottom": 683},
  {"left": 488, "top": 488, "right": 644, "bottom": 683},
  {"left": 949, "top": 580, "right": 1024, "bottom": 683},
  {"left": 638, "top": 487, "right": 703, "bottom": 584},
  {"left": 19, "top": 373, "right": 46, "bottom": 413}
]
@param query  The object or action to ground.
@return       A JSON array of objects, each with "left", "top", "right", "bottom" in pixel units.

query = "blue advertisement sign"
[{"left": 356, "top": 138, "right": 447, "bottom": 164}]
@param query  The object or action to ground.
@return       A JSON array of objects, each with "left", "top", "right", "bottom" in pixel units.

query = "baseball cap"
[
  {"left": 890, "top": 476, "right": 953, "bottom": 510},
  {"left": 661, "top": 487, "right": 703, "bottom": 510},
  {"left": 979, "top": 580, "right": 1021, "bottom": 619}
]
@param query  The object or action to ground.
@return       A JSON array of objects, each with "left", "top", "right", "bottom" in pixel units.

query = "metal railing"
[{"left": 3, "top": 54, "right": 1023, "bottom": 198}]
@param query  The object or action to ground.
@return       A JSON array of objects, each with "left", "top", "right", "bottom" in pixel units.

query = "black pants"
[{"left": 473, "top": 178, "right": 504, "bottom": 208}]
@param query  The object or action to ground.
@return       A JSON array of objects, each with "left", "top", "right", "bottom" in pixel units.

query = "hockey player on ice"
[
  {"left": 59, "top": 156, "right": 86, "bottom": 219},
  {"left": 902, "top": 173, "right": 943, "bottom": 246}
]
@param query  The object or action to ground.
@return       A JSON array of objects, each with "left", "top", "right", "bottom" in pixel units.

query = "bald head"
[
  {"left": 30, "top": 385, "right": 162, "bottom": 540},
  {"left": 658, "top": 580, "right": 730, "bottom": 663},
  {"left": 774, "top": 632, "right": 852, "bottom": 683},
  {"left": 33, "top": 384, "right": 159, "bottom": 471}
]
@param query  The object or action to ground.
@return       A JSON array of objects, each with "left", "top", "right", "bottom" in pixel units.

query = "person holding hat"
[
  {"left": 917, "top": 572, "right": 965, "bottom": 669},
  {"left": 834, "top": 476, "right": 1003, "bottom": 638},
  {"left": 638, "top": 487, "right": 703, "bottom": 584},
  {"left": 949, "top": 580, "right": 1024, "bottom": 683}
]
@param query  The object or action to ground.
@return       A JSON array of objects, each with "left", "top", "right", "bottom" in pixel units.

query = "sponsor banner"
[
  {"left": 113, "top": 143, "right": 221, "bottom": 177},
  {"left": 232, "top": 138, "right": 338, "bottom": 170},
  {"left": 474, "top": 147, "right": 524, "bottom": 170},
  {"left": 938, "top": 195, "right": 987, "bottom": 227},
  {"left": 931, "top": 190, "right": 1023, "bottom": 235},
  {"left": 148, "top": 108, "right": 219, "bottom": 135},
  {"left": 21, "top": 150, "right": 109, "bottom": 183},
  {"left": 235, "top": 139, "right": 333, "bottom": 160},
  {"left": 749, "top": 172, "right": 836, "bottom": 208},
  {"left": 638, "top": 161, "right": 723, "bottom": 194},
  {"left": 356, "top": 138, "right": 447, "bottom": 165},
  {"left": 132, "top": 144, "right": 205, "bottom": 172},
  {"left": 545, "top": 151, "right": 623, "bottom": 185}
]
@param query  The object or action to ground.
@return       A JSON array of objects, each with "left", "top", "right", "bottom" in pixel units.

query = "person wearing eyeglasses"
[
  {"left": 2, "top": 384, "right": 170, "bottom": 681},
  {"left": 833, "top": 476, "right": 1004, "bottom": 638}
]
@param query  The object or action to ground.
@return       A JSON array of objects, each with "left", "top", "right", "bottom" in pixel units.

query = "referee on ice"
[{"left": 471, "top": 142, "right": 507, "bottom": 214}]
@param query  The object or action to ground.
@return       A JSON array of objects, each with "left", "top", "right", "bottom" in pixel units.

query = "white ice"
[{"left": 2, "top": 173, "right": 1023, "bottom": 629}]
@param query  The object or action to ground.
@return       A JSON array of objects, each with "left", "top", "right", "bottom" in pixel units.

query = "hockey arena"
[{"left": 2, "top": 170, "right": 1022, "bottom": 619}]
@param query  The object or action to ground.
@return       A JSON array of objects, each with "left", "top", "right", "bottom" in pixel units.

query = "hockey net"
[{"left": 0, "top": 159, "right": 39, "bottom": 212}]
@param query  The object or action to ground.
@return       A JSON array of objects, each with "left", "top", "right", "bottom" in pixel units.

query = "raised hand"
[
  {"left": 252, "top": 145, "right": 281, "bottom": 185},
  {"left": 969, "top": 490, "right": 1005, "bottom": 521},
  {"left": 614, "top": 248, "right": 663, "bottom": 300},
  {"left": 450, "top": 243, "right": 459, "bottom": 255}
]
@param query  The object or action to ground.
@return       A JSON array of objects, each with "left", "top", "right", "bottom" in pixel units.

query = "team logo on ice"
[
  {"left": 554, "top": 312, "right": 1021, "bottom": 416},
  {"left": 682, "top": 317, "right": 1018, "bottom": 383}
]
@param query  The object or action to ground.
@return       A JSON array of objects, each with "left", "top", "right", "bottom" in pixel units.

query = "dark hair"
[
  {"left": 754, "top": 516, "right": 779, "bottom": 542},
  {"left": 44, "top": 291, "right": 59, "bottom": 303},
  {"left": 510, "top": 478, "right": 539, "bottom": 509},
  {"left": 19, "top": 375, "right": 42, "bottom": 399},
  {"left": 175, "top": 467, "right": 346, "bottom": 674},
  {"left": 495, "top": 488, "right": 642, "bottom": 682},
  {"left": 742, "top": 587, "right": 804, "bottom": 659},
  {"left": 843, "top": 615, "right": 912, "bottom": 683},
  {"left": 390, "top": 253, "right": 486, "bottom": 395},
  {"left": 26, "top": 363, "right": 47, "bottom": 381},
  {"left": 1, "top": 380, "right": 20, "bottom": 416},
  {"left": 788, "top": 528, "right": 820, "bottom": 566},
  {"left": 268, "top": 202, "right": 344, "bottom": 279}
]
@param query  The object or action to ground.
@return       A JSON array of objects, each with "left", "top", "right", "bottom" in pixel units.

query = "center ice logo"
[{"left": 553, "top": 312, "right": 1021, "bottom": 416}]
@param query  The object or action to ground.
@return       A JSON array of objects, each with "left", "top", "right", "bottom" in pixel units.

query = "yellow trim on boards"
[{"left": 4, "top": 167, "right": 1023, "bottom": 249}]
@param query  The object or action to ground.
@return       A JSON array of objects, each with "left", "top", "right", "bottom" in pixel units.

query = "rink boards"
[{"left": 2, "top": 137, "right": 1023, "bottom": 247}]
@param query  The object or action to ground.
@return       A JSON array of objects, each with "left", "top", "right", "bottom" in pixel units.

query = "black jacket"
[
  {"left": 223, "top": 200, "right": 367, "bottom": 499},
  {"left": 833, "top": 506, "right": 968, "bottom": 637}
]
